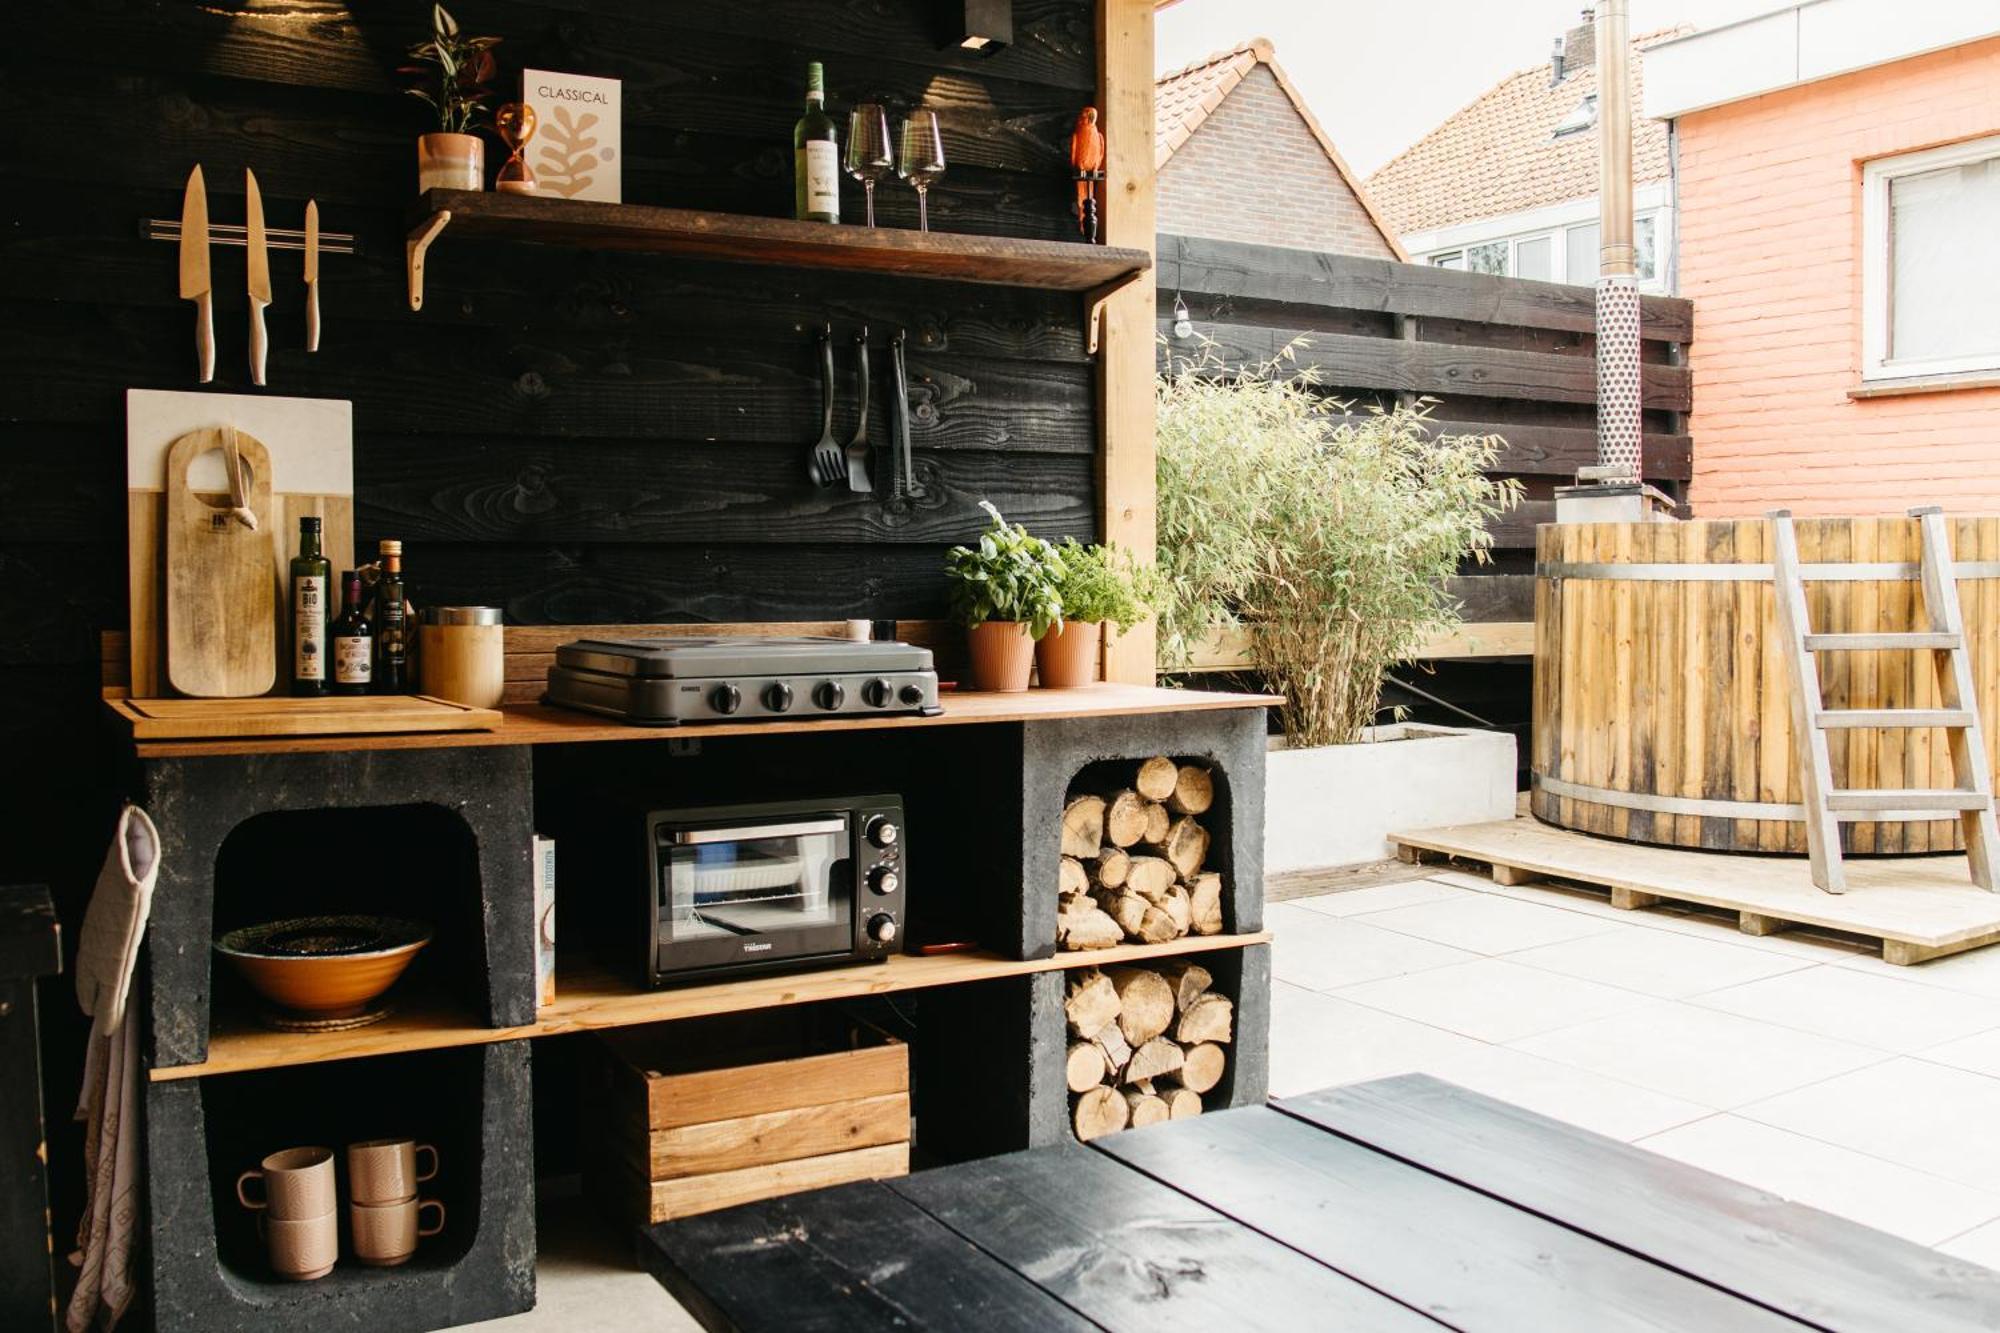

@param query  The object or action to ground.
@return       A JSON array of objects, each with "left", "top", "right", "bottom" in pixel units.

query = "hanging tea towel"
[{"left": 66, "top": 803, "right": 159, "bottom": 1333}]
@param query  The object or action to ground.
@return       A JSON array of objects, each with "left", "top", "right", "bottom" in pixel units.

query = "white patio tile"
[
  {"left": 1359, "top": 892, "right": 1625, "bottom": 955},
  {"left": 1266, "top": 903, "right": 1477, "bottom": 992},
  {"left": 1291, "top": 877, "right": 1471, "bottom": 918},
  {"left": 1336, "top": 958, "right": 1652, "bottom": 1044},
  {"left": 1692, "top": 966, "right": 2000, "bottom": 1053},
  {"left": 1837, "top": 944, "right": 2000, "bottom": 1000},
  {"left": 1266, "top": 981, "right": 1486, "bottom": 1097},
  {"left": 1920, "top": 1028, "right": 2000, "bottom": 1078},
  {"left": 1504, "top": 926, "right": 1814, "bottom": 999},
  {"left": 1739, "top": 1058, "right": 2000, "bottom": 1194},
  {"left": 1636, "top": 1114, "right": 2000, "bottom": 1246},
  {"left": 1416, "top": 1044, "right": 1709, "bottom": 1142},
  {"left": 1513, "top": 1003, "right": 1885, "bottom": 1109},
  {"left": 1939, "top": 1218, "right": 2000, "bottom": 1272}
]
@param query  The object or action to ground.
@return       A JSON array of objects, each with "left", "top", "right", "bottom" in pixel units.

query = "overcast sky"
[{"left": 1157, "top": 0, "right": 1787, "bottom": 177}]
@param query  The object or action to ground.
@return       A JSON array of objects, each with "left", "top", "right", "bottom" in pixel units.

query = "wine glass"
[
  {"left": 897, "top": 111, "right": 947, "bottom": 233},
  {"left": 844, "top": 104, "right": 894, "bottom": 228}
]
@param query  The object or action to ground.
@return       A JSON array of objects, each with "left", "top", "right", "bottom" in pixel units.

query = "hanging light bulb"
[{"left": 1172, "top": 293, "right": 1194, "bottom": 339}]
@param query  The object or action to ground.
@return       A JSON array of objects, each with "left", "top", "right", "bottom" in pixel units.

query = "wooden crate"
[{"left": 583, "top": 1011, "right": 910, "bottom": 1224}]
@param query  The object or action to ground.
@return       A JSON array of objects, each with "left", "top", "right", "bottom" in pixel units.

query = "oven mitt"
[{"left": 74, "top": 803, "right": 160, "bottom": 1035}]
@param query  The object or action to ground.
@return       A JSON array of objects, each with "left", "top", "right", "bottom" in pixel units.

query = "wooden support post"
[
  {"left": 1609, "top": 887, "right": 1663, "bottom": 911},
  {"left": 1489, "top": 863, "right": 1537, "bottom": 886},
  {"left": 1095, "top": 0, "right": 1157, "bottom": 684},
  {"left": 1738, "top": 912, "right": 1789, "bottom": 937}
]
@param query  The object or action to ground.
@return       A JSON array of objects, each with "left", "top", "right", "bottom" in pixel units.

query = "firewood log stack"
[
  {"left": 1063, "top": 960, "right": 1233, "bottom": 1141},
  {"left": 1057, "top": 756, "right": 1222, "bottom": 951}
]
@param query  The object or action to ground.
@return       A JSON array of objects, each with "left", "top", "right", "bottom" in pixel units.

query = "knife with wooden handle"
[
  {"left": 245, "top": 168, "right": 271, "bottom": 385},
  {"left": 178, "top": 165, "right": 213, "bottom": 383},
  {"left": 304, "top": 199, "right": 320, "bottom": 353}
]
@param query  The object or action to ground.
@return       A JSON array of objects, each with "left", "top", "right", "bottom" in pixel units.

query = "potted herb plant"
[
  {"left": 1036, "top": 538, "right": 1150, "bottom": 688},
  {"left": 403, "top": 5, "right": 501, "bottom": 193},
  {"left": 944, "top": 502, "right": 1065, "bottom": 693},
  {"left": 1156, "top": 347, "right": 1522, "bottom": 869}
]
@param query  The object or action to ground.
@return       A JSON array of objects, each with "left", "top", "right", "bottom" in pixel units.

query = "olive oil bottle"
[{"left": 289, "top": 516, "right": 330, "bottom": 696}]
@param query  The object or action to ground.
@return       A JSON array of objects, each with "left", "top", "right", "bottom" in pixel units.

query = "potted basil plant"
[
  {"left": 944, "top": 502, "right": 1065, "bottom": 693},
  {"left": 403, "top": 4, "right": 501, "bottom": 193},
  {"left": 1037, "top": 538, "right": 1151, "bottom": 687}
]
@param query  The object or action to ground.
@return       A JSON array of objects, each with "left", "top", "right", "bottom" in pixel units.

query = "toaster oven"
[{"left": 643, "top": 796, "right": 905, "bottom": 986}]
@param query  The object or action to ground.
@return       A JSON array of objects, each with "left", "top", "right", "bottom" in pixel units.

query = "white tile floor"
[{"left": 1270, "top": 873, "right": 2000, "bottom": 1265}]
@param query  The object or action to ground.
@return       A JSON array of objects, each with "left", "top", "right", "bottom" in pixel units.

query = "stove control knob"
[
  {"left": 899, "top": 683, "right": 927, "bottom": 707},
  {"left": 861, "top": 678, "right": 893, "bottom": 708},
  {"left": 709, "top": 683, "right": 742, "bottom": 715},
  {"left": 813, "top": 680, "right": 846, "bottom": 710},
  {"left": 866, "top": 817, "right": 900, "bottom": 849},
  {"left": 866, "top": 913, "right": 898, "bottom": 945},
  {"left": 762, "top": 681, "right": 794, "bottom": 713},
  {"left": 869, "top": 866, "right": 900, "bottom": 896}
]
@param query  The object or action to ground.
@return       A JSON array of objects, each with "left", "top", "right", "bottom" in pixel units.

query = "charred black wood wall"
[{"left": 0, "top": 0, "right": 1100, "bottom": 1255}]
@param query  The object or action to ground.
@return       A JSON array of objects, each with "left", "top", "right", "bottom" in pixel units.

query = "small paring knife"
[
  {"left": 178, "top": 165, "right": 213, "bottom": 383},
  {"left": 304, "top": 199, "right": 320, "bottom": 353},
  {"left": 245, "top": 168, "right": 272, "bottom": 385}
]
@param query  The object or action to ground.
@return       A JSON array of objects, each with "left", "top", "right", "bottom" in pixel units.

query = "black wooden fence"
[{"left": 1156, "top": 233, "right": 1694, "bottom": 627}]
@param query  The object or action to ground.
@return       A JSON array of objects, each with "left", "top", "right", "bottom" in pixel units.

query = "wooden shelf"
[
  {"left": 406, "top": 190, "right": 1151, "bottom": 339},
  {"left": 116, "top": 683, "right": 1278, "bottom": 759},
  {"left": 153, "top": 931, "right": 1271, "bottom": 1082}
]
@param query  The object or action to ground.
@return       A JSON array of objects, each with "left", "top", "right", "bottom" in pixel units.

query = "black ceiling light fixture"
[{"left": 943, "top": 0, "right": 1013, "bottom": 56}]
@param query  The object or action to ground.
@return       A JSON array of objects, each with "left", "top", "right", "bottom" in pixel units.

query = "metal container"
[{"left": 419, "top": 606, "right": 505, "bottom": 708}]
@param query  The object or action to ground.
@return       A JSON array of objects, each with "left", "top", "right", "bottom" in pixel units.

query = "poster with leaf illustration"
[{"left": 523, "top": 69, "right": 621, "bottom": 202}]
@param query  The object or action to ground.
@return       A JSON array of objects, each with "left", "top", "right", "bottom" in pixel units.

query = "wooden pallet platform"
[{"left": 1392, "top": 816, "right": 2000, "bottom": 965}]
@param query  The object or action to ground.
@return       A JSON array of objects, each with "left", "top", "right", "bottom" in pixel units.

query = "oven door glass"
[{"left": 657, "top": 815, "right": 853, "bottom": 970}]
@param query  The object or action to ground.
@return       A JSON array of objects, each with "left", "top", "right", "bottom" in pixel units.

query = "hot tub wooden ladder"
[{"left": 1770, "top": 507, "right": 1998, "bottom": 895}]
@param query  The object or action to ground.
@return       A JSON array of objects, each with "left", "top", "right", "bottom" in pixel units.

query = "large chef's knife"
[
  {"left": 303, "top": 199, "right": 321, "bottom": 353},
  {"left": 245, "top": 168, "right": 271, "bottom": 385},
  {"left": 178, "top": 165, "right": 213, "bottom": 383}
]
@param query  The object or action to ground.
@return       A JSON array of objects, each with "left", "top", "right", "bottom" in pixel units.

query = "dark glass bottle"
[
  {"left": 330, "top": 570, "right": 374, "bottom": 696},
  {"left": 289, "top": 516, "right": 331, "bottom": 696},
  {"left": 794, "top": 62, "right": 839, "bottom": 223},
  {"left": 374, "top": 539, "right": 410, "bottom": 694}
]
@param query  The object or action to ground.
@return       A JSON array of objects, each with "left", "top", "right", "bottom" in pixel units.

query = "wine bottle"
[
  {"left": 331, "top": 570, "right": 374, "bottom": 696},
  {"left": 374, "top": 539, "right": 410, "bottom": 694},
  {"left": 289, "top": 516, "right": 330, "bottom": 696},
  {"left": 794, "top": 62, "right": 839, "bottom": 223}
]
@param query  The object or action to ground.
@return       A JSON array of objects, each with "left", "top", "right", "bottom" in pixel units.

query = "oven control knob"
[
  {"left": 867, "top": 913, "right": 898, "bottom": 944},
  {"left": 813, "top": 680, "right": 846, "bottom": 710},
  {"left": 861, "top": 678, "right": 892, "bottom": 708},
  {"left": 899, "top": 683, "right": 927, "bottom": 706},
  {"left": 762, "top": 681, "right": 794, "bottom": 712},
  {"left": 709, "top": 683, "right": 742, "bottom": 715},
  {"left": 869, "top": 866, "right": 900, "bottom": 895},
  {"left": 865, "top": 817, "right": 900, "bottom": 849}
]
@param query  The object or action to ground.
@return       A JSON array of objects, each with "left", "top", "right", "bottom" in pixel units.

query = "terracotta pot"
[
  {"left": 965, "top": 621, "right": 1036, "bottom": 692},
  {"left": 1034, "top": 620, "right": 1101, "bottom": 688},
  {"left": 417, "top": 133, "right": 485, "bottom": 193}
]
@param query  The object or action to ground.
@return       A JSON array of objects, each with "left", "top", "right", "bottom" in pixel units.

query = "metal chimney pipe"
[{"left": 1595, "top": 0, "right": 1642, "bottom": 480}]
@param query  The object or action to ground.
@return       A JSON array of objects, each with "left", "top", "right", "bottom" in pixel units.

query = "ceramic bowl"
[{"left": 215, "top": 915, "right": 432, "bottom": 1018}]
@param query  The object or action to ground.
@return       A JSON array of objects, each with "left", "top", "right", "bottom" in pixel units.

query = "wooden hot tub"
[{"left": 1532, "top": 515, "right": 2000, "bottom": 854}]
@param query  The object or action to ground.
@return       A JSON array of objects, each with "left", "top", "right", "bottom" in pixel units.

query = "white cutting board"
[{"left": 126, "top": 390, "right": 355, "bottom": 697}]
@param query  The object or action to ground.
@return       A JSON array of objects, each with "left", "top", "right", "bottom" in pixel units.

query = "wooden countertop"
[{"left": 115, "top": 684, "right": 1280, "bottom": 759}]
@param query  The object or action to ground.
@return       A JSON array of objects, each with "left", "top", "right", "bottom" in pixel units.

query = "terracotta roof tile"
[{"left": 1366, "top": 27, "right": 1686, "bottom": 238}]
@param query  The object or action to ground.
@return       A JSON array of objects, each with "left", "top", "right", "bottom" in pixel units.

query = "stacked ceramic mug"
[
  {"left": 347, "top": 1138, "right": 445, "bottom": 1266},
  {"left": 236, "top": 1147, "right": 339, "bottom": 1280}
]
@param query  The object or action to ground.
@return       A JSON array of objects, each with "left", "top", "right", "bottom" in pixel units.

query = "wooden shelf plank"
[
  {"left": 116, "top": 684, "right": 1278, "bottom": 759},
  {"left": 153, "top": 932, "right": 1272, "bottom": 1082}
]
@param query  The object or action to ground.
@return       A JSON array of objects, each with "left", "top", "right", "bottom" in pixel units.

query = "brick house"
[
  {"left": 1155, "top": 38, "right": 1402, "bottom": 259},
  {"left": 1366, "top": 12, "right": 1683, "bottom": 292},
  {"left": 1645, "top": 1, "right": 2000, "bottom": 515}
]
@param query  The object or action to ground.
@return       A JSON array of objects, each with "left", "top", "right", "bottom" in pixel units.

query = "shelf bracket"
[
  {"left": 406, "top": 211, "right": 452, "bottom": 312},
  {"left": 1084, "top": 268, "right": 1147, "bottom": 355}
]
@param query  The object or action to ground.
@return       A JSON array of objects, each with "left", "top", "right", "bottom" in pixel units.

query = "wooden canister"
[{"left": 419, "top": 607, "right": 505, "bottom": 707}]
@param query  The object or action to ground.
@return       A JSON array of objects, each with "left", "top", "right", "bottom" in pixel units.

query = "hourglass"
[{"left": 495, "top": 102, "right": 539, "bottom": 195}]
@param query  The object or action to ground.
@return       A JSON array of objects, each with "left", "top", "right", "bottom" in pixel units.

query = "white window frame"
[
  {"left": 1862, "top": 133, "right": 2000, "bottom": 383},
  {"left": 1403, "top": 189, "right": 1675, "bottom": 294}
]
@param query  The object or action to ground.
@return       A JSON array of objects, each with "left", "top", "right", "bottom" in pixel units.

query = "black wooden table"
[{"left": 640, "top": 1073, "right": 2000, "bottom": 1332}]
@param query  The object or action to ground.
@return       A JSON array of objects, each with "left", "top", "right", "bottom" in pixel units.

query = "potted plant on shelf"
[
  {"left": 944, "top": 502, "right": 1065, "bottom": 693},
  {"left": 403, "top": 4, "right": 501, "bottom": 193},
  {"left": 1036, "top": 538, "right": 1151, "bottom": 688},
  {"left": 1155, "top": 346, "right": 1521, "bottom": 871}
]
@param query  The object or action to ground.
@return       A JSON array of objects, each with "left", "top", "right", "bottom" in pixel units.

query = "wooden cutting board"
[
  {"left": 165, "top": 427, "right": 276, "bottom": 697},
  {"left": 127, "top": 390, "right": 355, "bottom": 697},
  {"left": 107, "top": 695, "right": 503, "bottom": 741}
]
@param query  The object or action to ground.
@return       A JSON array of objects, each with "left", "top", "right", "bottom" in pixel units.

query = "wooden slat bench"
[{"left": 640, "top": 1073, "right": 2000, "bottom": 1332}]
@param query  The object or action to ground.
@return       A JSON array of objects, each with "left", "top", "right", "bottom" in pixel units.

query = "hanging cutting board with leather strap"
[{"left": 164, "top": 427, "right": 276, "bottom": 697}]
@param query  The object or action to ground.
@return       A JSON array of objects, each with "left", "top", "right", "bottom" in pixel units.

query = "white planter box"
[{"left": 1264, "top": 724, "right": 1517, "bottom": 873}]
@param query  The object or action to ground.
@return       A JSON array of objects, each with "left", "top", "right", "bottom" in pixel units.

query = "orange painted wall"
[{"left": 1678, "top": 36, "right": 2000, "bottom": 516}]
